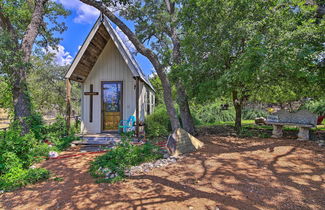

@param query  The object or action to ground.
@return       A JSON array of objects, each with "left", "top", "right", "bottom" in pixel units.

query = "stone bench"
[{"left": 265, "top": 110, "right": 317, "bottom": 141}]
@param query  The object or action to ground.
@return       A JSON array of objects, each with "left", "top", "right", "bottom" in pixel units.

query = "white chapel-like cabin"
[{"left": 65, "top": 16, "right": 155, "bottom": 134}]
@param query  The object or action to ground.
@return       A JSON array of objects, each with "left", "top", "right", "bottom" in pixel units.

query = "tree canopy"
[
  {"left": 0, "top": 0, "right": 69, "bottom": 133},
  {"left": 182, "top": 0, "right": 324, "bottom": 102},
  {"left": 180, "top": 0, "right": 325, "bottom": 130}
]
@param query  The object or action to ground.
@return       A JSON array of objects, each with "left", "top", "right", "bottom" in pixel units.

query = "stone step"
[
  {"left": 80, "top": 145, "right": 111, "bottom": 152},
  {"left": 72, "top": 138, "right": 119, "bottom": 146}
]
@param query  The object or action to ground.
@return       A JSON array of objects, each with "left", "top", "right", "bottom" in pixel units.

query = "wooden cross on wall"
[{"left": 84, "top": 84, "right": 99, "bottom": 123}]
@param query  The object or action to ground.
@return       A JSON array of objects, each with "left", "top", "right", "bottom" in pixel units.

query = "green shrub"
[
  {"left": 90, "top": 136, "right": 162, "bottom": 183},
  {"left": 0, "top": 152, "right": 22, "bottom": 172},
  {"left": 52, "top": 135, "right": 76, "bottom": 151},
  {"left": 44, "top": 116, "right": 67, "bottom": 138},
  {"left": 0, "top": 128, "right": 39, "bottom": 169},
  {"left": 191, "top": 101, "right": 235, "bottom": 125},
  {"left": 25, "top": 168, "right": 50, "bottom": 184},
  {"left": 27, "top": 113, "right": 46, "bottom": 140},
  {"left": 0, "top": 167, "right": 28, "bottom": 190},
  {"left": 0, "top": 167, "right": 49, "bottom": 191},
  {"left": 0, "top": 116, "right": 77, "bottom": 191},
  {"left": 242, "top": 108, "right": 268, "bottom": 120},
  {"left": 31, "top": 143, "right": 56, "bottom": 159},
  {"left": 145, "top": 104, "right": 172, "bottom": 138},
  {"left": 302, "top": 99, "right": 325, "bottom": 115},
  {"left": 43, "top": 116, "right": 77, "bottom": 151}
]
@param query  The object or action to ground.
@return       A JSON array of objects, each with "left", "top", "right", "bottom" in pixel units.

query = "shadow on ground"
[{"left": 1, "top": 136, "right": 325, "bottom": 209}]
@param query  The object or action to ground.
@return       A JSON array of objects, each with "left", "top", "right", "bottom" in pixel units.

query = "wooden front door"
[{"left": 102, "top": 82, "right": 123, "bottom": 132}]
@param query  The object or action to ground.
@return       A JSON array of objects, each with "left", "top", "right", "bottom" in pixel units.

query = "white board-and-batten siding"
[{"left": 80, "top": 40, "right": 152, "bottom": 134}]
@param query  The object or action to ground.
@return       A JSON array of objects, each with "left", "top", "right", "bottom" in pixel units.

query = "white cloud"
[
  {"left": 56, "top": 0, "right": 99, "bottom": 24},
  {"left": 45, "top": 45, "right": 73, "bottom": 66},
  {"left": 148, "top": 71, "right": 156, "bottom": 79},
  {"left": 116, "top": 26, "right": 137, "bottom": 54}
]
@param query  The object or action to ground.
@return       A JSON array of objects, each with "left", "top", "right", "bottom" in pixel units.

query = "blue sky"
[{"left": 50, "top": 0, "right": 154, "bottom": 76}]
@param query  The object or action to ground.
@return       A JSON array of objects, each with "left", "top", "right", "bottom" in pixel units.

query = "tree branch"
[
  {"left": 164, "top": 0, "right": 174, "bottom": 14},
  {"left": 163, "top": 0, "right": 181, "bottom": 64},
  {"left": 0, "top": 6, "right": 17, "bottom": 40},
  {"left": 80, "top": 0, "right": 164, "bottom": 72},
  {"left": 21, "top": 0, "right": 49, "bottom": 62}
]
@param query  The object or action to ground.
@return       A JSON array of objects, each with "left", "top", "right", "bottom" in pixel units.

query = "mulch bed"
[{"left": 1, "top": 135, "right": 325, "bottom": 209}]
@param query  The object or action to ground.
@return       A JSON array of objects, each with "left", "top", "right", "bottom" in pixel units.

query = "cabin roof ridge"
[{"left": 65, "top": 16, "right": 154, "bottom": 91}]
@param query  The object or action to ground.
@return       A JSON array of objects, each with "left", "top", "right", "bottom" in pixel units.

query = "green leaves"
[
  {"left": 145, "top": 104, "right": 172, "bottom": 138},
  {"left": 181, "top": 0, "right": 325, "bottom": 104},
  {"left": 90, "top": 137, "right": 162, "bottom": 183}
]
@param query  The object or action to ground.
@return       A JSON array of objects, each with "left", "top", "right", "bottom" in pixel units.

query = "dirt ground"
[{"left": 1, "top": 135, "right": 325, "bottom": 210}]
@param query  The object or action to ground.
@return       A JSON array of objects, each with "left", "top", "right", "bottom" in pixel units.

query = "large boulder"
[{"left": 166, "top": 128, "right": 204, "bottom": 156}]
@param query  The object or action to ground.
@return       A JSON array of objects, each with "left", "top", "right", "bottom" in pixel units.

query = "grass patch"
[
  {"left": 197, "top": 120, "right": 255, "bottom": 127},
  {"left": 52, "top": 177, "right": 64, "bottom": 182},
  {"left": 0, "top": 168, "right": 49, "bottom": 191},
  {"left": 199, "top": 120, "right": 325, "bottom": 131}
]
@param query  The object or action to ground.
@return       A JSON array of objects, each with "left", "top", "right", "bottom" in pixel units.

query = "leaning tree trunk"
[
  {"left": 165, "top": 0, "right": 196, "bottom": 134},
  {"left": 157, "top": 68, "right": 181, "bottom": 130},
  {"left": 12, "top": 0, "right": 48, "bottom": 134},
  {"left": 176, "top": 80, "right": 196, "bottom": 135},
  {"left": 232, "top": 91, "right": 242, "bottom": 134}
]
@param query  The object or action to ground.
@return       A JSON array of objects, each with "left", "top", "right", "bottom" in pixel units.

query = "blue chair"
[{"left": 118, "top": 116, "right": 136, "bottom": 133}]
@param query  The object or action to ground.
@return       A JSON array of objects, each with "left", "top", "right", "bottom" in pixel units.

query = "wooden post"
[
  {"left": 135, "top": 77, "right": 140, "bottom": 137},
  {"left": 89, "top": 84, "right": 94, "bottom": 122},
  {"left": 66, "top": 79, "right": 71, "bottom": 135}
]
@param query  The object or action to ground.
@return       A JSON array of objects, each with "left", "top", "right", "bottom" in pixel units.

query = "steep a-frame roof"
[{"left": 65, "top": 16, "right": 154, "bottom": 90}]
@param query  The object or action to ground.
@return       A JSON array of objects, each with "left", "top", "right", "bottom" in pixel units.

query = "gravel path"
[{"left": 1, "top": 136, "right": 325, "bottom": 209}]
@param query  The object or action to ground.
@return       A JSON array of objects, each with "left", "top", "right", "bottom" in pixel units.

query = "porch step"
[
  {"left": 72, "top": 137, "right": 120, "bottom": 146},
  {"left": 80, "top": 145, "right": 111, "bottom": 152}
]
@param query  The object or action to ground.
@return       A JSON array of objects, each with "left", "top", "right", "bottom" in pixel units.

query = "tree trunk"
[
  {"left": 65, "top": 79, "right": 71, "bottom": 135},
  {"left": 164, "top": 0, "right": 196, "bottom": 134},
  {"left": 157, "top": 69, "right": 181, "bottom": 130},
  {"left": 11, "top": 74, "right": 32, "bottom": 134},
  {"left": 10, "top": 0, "right": 48, "bottom": 135},
  {"left": 232, "top": 91, "right": 242, "bottom": 134},
  {"left": 176, "top": 80, "right": 196, "bottom": 135}
]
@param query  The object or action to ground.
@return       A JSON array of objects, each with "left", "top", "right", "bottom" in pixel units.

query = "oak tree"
[
  {"left": 0, "top": 0, "right": 69, "bottom": 134},
  {"left": 181, "top": 0, "right": 325, "bottom": 132}
]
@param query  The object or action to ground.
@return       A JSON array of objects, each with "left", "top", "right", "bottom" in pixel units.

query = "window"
[
  {"left": 151, "top": 94, "right": 155, "bottom": 113},
  {"left": 146, "top": 89, "right": 150, "bottom": 115}
]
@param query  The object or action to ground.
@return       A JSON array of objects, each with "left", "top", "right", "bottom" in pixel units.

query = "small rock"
[
  {"left": 127, "top": 155, "right": 182, "bottom": 174},
  {"left": 48, "top": 151, "right": 59, "bottom": 158},
  {"left": 71, "top": 144, "right": 76, "bottom": 147},
  {"left": 124, "top": 170, "right": 131, "bottom": 176},
  {"left": 163, "top": 153, "right": 170, "bottom": 159},
  {"left": 0, "top": 190, "right": 4, "bottom": 194},
  {"left": 317, "top": 140, "right": 325, "bottom": 147},
  {"left": 102, "top": 168, "right": 111, "bottom": 173},
  {"left": 29, "top": 165, "right": 36, "bottom": 169}
]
